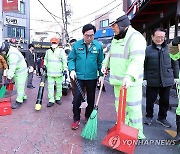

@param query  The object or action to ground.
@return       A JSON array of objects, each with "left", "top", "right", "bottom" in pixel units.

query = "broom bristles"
[{"left": 81, "top": 109, "right": 98, "bottom": 140}]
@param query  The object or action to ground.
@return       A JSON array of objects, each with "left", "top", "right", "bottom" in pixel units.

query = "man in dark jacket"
[
  {"left": 143, "top": 27, "right": 174, "bottom": 128},
  {"left": 25, "top": 44, "right": 35, "bottom": 89}
]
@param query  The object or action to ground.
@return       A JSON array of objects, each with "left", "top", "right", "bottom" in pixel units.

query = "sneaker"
[
  {"left": 55, "top": 100, "right": 62, "bottom": 105},
  {"left": 144, "top": 117, "right": 152, "bottom": 125},
  {"left": 12, "top": 101, "right": 22, "bottom": 109},
  {"left": 156, "top": 119, "right": 171, "bottom": 128},
  {"left": 71, "top": 120, "right": 80, "bottom": 130},
  {"left": 47, "top": 102, "right": 54, "bottom": 107}
]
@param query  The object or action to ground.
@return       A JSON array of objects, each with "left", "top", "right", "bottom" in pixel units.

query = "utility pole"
[
  {"left": 61, "top": 0, "right": 71, "bottom": 45},
  {"left": 0, "top": 2, "right": 3, "bottom": 43}
]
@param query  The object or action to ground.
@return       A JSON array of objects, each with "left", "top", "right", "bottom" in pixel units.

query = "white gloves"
[
  {"left": 101, "top": 66, "right": 107, "bottom": 74},
  {"left": 122, "top": 77, "right": 132, "bottom": 88},
  {"left": 99, "top": 76, "right": 104, "bottom": 85},
  {"left": 143, "top": 80, "right": 147, "bottom": 87},
  {"left": 174, "top": 78, "right": 179, "bottom": 84},
  {"left": 70, "top": 70, "right": 76, "bottom": 80},
  {"left": 3, "top": 69, "right": 8, "bottom": 76},
  {"left": 28, "top": 66, "right": 34, "bottom": 73}
]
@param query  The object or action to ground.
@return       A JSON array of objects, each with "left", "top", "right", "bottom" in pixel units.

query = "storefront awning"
[{"left": 94, "top": 28, "right": 114, "bottom": 39}]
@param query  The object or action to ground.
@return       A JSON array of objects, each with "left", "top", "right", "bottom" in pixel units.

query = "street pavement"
[{"left": 0, "top": 75, "right": 180, "bottom": 154}]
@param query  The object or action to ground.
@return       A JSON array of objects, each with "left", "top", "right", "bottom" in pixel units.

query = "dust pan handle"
[{"left": 117, "top": 86, "right": 127, "bottom": 130}]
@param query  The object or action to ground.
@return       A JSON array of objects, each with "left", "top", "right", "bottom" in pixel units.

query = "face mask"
[{"left": 51, "top": 44, "right": 58, "bottom": 49}]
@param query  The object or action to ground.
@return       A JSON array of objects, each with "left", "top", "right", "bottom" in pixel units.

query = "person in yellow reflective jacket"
[
  {"left": 169, "top": 36, "right": 180, "bottom": 144},
  {"left": 100, "top": 10, "right": 146, "bottom": 139},
  {"left": 44, "top": 38, "right": 68, "bottom": 107},
  {"left": 2, "top": 39, "right": 28, "bottom": 109}
]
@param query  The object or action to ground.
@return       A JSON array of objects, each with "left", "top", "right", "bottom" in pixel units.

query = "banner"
[{"left": 2, "top": 0, "right": 19, "bottom": 12}]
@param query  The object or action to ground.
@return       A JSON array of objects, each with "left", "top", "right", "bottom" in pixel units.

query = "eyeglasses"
[
  {"left": 154, "top": 36, "right": 165, "bottom": 40},
  {"left": 84, "top": 34, "right": 94, "bottom": 39}
]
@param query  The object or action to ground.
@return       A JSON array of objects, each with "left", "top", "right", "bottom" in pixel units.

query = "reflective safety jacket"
[
  {"left": 103, "top": 26, "right": 146, "bottom": 86},
  {"left": 68, "top": 39, "right": 104, "bottom": 80},
  {"left": 44, "top": 47, "right": 67, "bottom": 77},
  {"left": 7, "top": 46, "right": 28, "bottom": 79}
]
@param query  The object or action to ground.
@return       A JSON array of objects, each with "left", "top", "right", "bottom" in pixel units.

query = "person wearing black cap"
[
  {"left": 100, "top": 10, "right": 146, "bottom": 139},
  {"left": 68, "top": 23, "right": 104, "bottom": 130},
  {"left": 25, "top": 44, "right": 35, "bottom": 89}
]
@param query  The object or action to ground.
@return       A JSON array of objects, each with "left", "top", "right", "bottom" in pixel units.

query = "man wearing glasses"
[
  {"left": 143, "top": 28, "right": 174, "bottom": 128},
  {"left": 68, "top": 24, "right": 104, "bottom": 130}
]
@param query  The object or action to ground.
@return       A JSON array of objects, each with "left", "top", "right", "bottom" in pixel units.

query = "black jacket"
[
  {"left": 25, "top": 50, "right": 35, "bottom": 67},
  {"left": 144, "top": 41, "right": 174, "bottom": 87}
]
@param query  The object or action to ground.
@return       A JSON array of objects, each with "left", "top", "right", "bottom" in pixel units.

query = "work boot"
[
  {"left": 11, "top": 101, "right": 22, "bottom": 109},
  {"left": 47, "top": 102, "right": 54, "bottom": 107},
  {"left": 55, "top": 100, "right": 62, "bottom": 105},
  {"left": 174, "top": 115, "right": 180, "bottom": 144}
]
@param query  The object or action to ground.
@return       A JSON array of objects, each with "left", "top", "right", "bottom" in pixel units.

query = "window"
[
  {"left": 7, "top": 26, "right": 25, "bottom": 38},
  {"left": 20, "top": 1, "right": 25, "bottom": 14},
  {"left": 100, "top": 19, "right": 109, "bottom": 28}
]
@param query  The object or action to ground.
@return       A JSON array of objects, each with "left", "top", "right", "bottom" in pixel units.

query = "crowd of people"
[{"left": 0, "top": 10, "right": 180, "bottom": 144}]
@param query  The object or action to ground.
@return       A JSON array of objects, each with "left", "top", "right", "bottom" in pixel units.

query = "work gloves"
[
  {"left": 42, "top": 65, "right": 47, "bottom": 72},
  {"left": 4, "top": 78, "right": 11, "bottom": 86},
  {"left": 122, "top": 77, "right": 132, "bottom": 88},
  {"left": 3, "top": 69, "right": 8, "bottom": 76},
  {"left": 98, "top": 76, "right": 104, "bottom": 86},
  {"left": 143, "top": 80, "right": 147, "bottom": 87},
  {"left": 174, "top": 78, "right": 179, "bottom": 85},
  {"left": 70, "top": 70, "right": 76, "bottom": 80}
]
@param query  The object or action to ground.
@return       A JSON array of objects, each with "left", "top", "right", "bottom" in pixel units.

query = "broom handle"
[
  {"left": 95, "top": 75, "right": 105, "bottom": 107},
  {"left": 95, "top": 52, "right": 110, "bottom": 107}
]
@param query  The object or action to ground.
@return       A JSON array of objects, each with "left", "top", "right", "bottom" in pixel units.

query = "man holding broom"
[
  {"left": 68, "top": 23, "right": 104, "bottom": 130},
  {"left": 100, "top": 10, "right": 146, "bottom": 139}
]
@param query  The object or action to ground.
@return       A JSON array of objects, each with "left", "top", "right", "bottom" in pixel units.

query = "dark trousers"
[
  {"left": 73, "top": 79, "right": 97, "bottom": 121},
  {"left": 146, "top": 86, "right": 171, "bottom": 120},
  {"left": 27, "top": 72, "right": 33, "bottom": 87},
  {"left": 0, "top": 69, "right": 3, "bottom": 88}
]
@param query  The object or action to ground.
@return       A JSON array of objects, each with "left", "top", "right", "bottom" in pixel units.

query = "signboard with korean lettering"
[
  {"left": 4, "top": 15, "right": 26, "bottom": 26},
  {"left": 2, "top": 0, "right": 20, "bottom": 12}
]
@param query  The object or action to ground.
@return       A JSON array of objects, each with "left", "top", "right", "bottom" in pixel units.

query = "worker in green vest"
[
  {"left": 100, "top": 10, "right": 146, "bottom": 139},
  {"left": 2, "top": 38, "right": 28, "bottom": 109},
  {"left": 169, "top": 36, "right": 180, "bottom": 144},
  {"left": 43, "top": 37, "right": 68, "bottom": 107}
]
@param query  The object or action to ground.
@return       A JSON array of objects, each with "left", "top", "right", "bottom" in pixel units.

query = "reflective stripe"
[
  {"left": 124, "top": 32, "right": 141, "bottom": 59},
  {"left": 9, "top": 52, "right": 23, "bottom": 63},
  {"left": 48, "top": 71, "right": 62, "bottom": 75},
  {"left": 130, "top": 50, "right": 144, "bottom": 56},
  {"left": 16, "top": 67, "right": 27, "bottom": 74},
  {"left": 9, "top": 62, "right": 17, "bottom": 66},
  {"left": 139, "top": 73, "right": 143, "bottom": 79},
  {"left": 115, "top": 97, "right": 142, "bottom": 106},
  {"left": 129, "top": 118, "right": 142, "bottom": 124},
  {"left": 48, "top": 59, "right": 61, "bottom": 63},
  {"left": 16, "top": 83, "right": 25, "bottom": 86},
  {"left": 111, "top": 53, "right": 127, "bottom": 59},
  {"left": 110, "top": 75, "right": 124, "bottom": 80}
]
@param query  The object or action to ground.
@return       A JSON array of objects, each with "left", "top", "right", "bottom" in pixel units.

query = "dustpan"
[{"left": 102, "top": 86, "right": 138, "bottom": 154}]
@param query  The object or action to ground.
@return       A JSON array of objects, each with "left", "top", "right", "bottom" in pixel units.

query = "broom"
[
  {"left": 81, "top": 74, "right": 105, "bottom": 140},
  {"left": 0, "top": 85, "right": 6, "bottom": 99}
]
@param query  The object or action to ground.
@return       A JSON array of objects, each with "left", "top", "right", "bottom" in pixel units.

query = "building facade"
[
  {"left": 94, "top": 12, "right": 114, "bottom": 45},
  {"left": 1, "top": 0, "right": 30, "bottom": 50}
]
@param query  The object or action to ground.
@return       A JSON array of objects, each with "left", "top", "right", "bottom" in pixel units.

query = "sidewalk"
[{"left": 0, "top": 75, "right": 180, "bottom": 154}]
